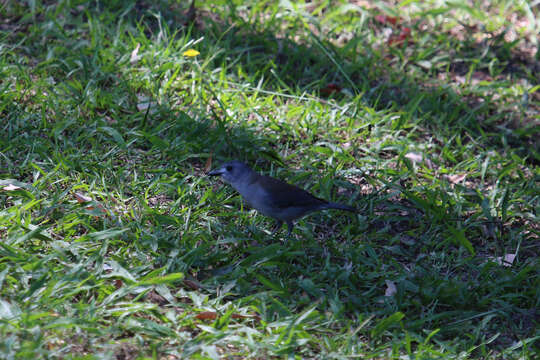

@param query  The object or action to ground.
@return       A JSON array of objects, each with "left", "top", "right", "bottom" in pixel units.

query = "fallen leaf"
[
  {"left": 404, "top": 152, "right": 435, "bottom": 169},
  {"left": 375, "top": 15, "right": 398, "bottom": 26},
  {"left": 493, "top": 253, "right": 516, "bottom": 267},
  {"left": 445, "top": 174, "right": 467, "bottom": 184},
  {"left": 146, "top": 290, "right": 169, "bottom": 306},
  {"left": 183, "top": 279, "right": 202, "bottom": 290},
  {"left": 405, "top": 152, "right": 423, "bottom": 163},
  {"left": 114, "top": 279, "right": 123, "bottom": 289},
  {"left": 130, "top": 43, "right": 141, "bottom": 64},
  {"left": 195, "top": 312, "right": 217, "bottom": 320},
  {"left": 388, "top": 27, "right": 411, "bottom": 46},
  {"left": 195, "top": 311, "right": 260, "bottom": 321},
  {"left": 385, "top": 280, "right": 397, "bottom": 297},
  {"left": 320, "top": 83, "right": 342, "bottom": 97},
  {"left": 74, "top": 192, "right": 92, "bottom": 203},
  {"left": 231, "top": 313, "right": 261, "bottom": 321},
  {"left": 136, "top": 101, "right": 151, "bottom": 112},
  {"left": 74, "top": 192, "right": 107, "bottom": 214},
  {"left": 3, "top": 184, "right": 21, "bottom": 191},
  {"left": 204, "top": 155, "right": 213, "bottom": 173}
]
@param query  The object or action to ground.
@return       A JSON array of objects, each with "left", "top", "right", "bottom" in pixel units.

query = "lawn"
[{"left": 0, "top": 0, "right": 539, "bottom": 358}]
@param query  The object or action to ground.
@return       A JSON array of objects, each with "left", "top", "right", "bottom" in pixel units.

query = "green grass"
[{"left": 0, "top": 0, "right": 539, "bottom": 358}]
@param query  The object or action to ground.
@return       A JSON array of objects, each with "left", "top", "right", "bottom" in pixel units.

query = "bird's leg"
[
  {"left": 271, "top": 220, "right": 283, "bottom": 234},
  {"left": 286, "top": 222, "right": 294, "bottom": 236}
]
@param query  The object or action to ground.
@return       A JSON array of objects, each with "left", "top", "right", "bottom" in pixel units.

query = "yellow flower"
[{"left": 183, "top": 49, "right": 200, "bottom": 57}]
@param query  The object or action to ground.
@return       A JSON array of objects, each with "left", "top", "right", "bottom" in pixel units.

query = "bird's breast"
[
  {"left": 232, "top": 181, "right": 275, "bottom": 216},
  {"left": 241, "top": 182, "right": 267, "bottom": 208}
]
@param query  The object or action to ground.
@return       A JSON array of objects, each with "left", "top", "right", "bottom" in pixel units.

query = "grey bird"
[{"left": 208, "top": 160, "right": 356, "bottom": 235}]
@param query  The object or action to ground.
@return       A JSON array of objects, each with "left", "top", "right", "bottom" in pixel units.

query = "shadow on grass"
[{"left": 181, "top": 3, "right": 538, "bottom": 163}]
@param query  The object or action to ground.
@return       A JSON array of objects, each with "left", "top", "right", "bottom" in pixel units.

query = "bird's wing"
[{"left": 258, "top": 175, "right": 327, "bottom": 209}]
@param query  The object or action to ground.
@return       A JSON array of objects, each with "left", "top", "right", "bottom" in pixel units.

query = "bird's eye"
[{"left": 226, "top": 165, "right": 232, "bottom": 172}]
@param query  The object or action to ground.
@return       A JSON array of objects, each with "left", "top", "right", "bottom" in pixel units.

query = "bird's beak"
[{"left": 207, "top": 168, "right": 224, "bottom": 176}]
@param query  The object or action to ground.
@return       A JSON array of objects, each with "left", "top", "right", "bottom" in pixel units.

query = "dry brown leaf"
[
  {"left": 204, "top": 155, "right": 213, "bottom": 173},
  {"left": 231, "top": 313, "right": 261, "bottom": 321},
  {"left": 75, "top": 192, "right": 96, "bottom": 210},
  {"left": 195, "top": 311, "right": 218, "bottom": 320},
  {"left": 445, "top": 174, "right": 467, "bottom": 184},
  {"left": 183, "top": 279, "right": 202, "bottom": 290},
  {"left": 146, "top": 290, "right": 169, "bottom": 306},
  {"left": 114, "top": 279, "right": 123, "bottom": 289},
  {"left": 74, "top": 192, "right": 92, "bottom": 203},
  {"left": 195, "top": 311, "right": 260, "bottom": 321},
  {"left": 74, "top": 192, "right": 107, "bottom": 214}
]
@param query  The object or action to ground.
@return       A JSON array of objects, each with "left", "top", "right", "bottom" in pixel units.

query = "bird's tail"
[{"left": 325, "top": 202, "right": 356, "bottom": 213}]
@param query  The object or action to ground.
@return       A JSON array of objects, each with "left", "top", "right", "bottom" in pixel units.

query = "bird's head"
[{"left": 207, "top": 160, "right": 252, "bottom": 185}]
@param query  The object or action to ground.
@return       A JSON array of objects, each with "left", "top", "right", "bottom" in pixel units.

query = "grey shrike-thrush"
[{"left": 208, "top": 160, "right": 356, "bottom": 235}]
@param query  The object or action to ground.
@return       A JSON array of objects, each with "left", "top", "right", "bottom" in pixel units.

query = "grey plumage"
[{"left": 208, "top": 160, "right": 356, "bottom": 235}]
